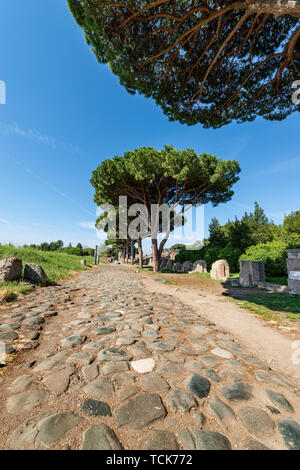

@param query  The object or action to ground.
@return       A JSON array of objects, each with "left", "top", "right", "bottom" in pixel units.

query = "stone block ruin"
[
  {"left": 239, "top": 261, "right": 266, "bottom": 287},
  {"left": 286, "top": 249, "right": 300, "bottom": 294},
  {"left": 210, "top": 259, "right": 230, "bottom": 281}
]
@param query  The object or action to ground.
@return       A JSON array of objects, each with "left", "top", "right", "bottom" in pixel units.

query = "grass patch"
[
  {"left": 0, "top": 245, "right": 94, "bottom": 303},
  {"left": 266, "top": 276, "right": 288, "bottom": 286},
  {"left": 0, "top": 281, "right": 33, "bottom": 303},
  {"left": 190, "top": 272, "right": 211, "bottom": 280},
  {"left": 232, "top": 292, "right": 300, "bottom": 323},
  {"left": 229, "top": 273, "right": 240, "bottom": 279}
]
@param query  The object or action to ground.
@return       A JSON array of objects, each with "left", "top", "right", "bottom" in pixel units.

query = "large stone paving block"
[
  {"left": 35, "top": 412, "right": 83, "bottom": 447},
  {"left": 266, "top": 389, "right": 294, "bottom": 414},
  {"left": 237, "top": 407, "right": 274, "bottom": 439},
  {"left": 165, "top": 390, "right": 197, "bottom": 413},
  {"left": 184, "top": 374, "right": 211, "bottom": 399},
  {"left": 97, "top": 348, "right": 132, "bottom": 361},
  {"left": 178, "top": 428, "right": 232, "bottom": 450},
  {"left": 42, "top": 364, "right": 76, "bottom": 396},
  {"left": 113, "top": 393, "right": 167, "bottom": 430},
  {"left": 139, "top": 373, "right": 170, "bottom": 393},
  {"left": 278, "top": 419, "right": 300, "bottom": 450},
  {"left": 83, "top": 377, "right": 114, "bottom": 401},
  {"left": 207, "top": 397, "right": 236, "bottom": 431},
  {"left": 60, "top": 335, "right": 86, "bottom": 349},
  {"left": 137, "top": 430, "right": 180, "bottom": 450},
  {"left": 221, "top": 382, "right": 253, "bottom": 402},
  {"left": 81, "top": 423, "right": 123, "bottom": 450},
  {"left": 6, "top": 390, "right": 48, "bottom": 414}
]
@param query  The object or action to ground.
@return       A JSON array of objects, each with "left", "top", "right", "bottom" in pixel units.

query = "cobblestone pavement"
[{"left": 1, "top": 264, "right": 300, "bottom": 450}]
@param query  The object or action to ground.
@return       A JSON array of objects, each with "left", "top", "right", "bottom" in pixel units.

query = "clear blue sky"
[{"left": 0, "top": 0, "right": 299, "bottom": 253}]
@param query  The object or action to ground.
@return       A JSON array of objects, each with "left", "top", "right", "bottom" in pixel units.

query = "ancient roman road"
[{"left": 0, "top": 264, "right": 300, "bottom": 450}]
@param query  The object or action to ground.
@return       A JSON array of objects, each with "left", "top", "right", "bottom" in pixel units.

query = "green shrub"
[
  {"left": 175, "top": 249, "right": 205, "bottom": 263},
  {"left": 239, "top": 241, "right": 288, "bottom": 276},
  {"left": 203, "top": 245, "right": 223, "bottom": 270},
  {"left": 219, "top": 243, "right": 243, "bottom": 272}
]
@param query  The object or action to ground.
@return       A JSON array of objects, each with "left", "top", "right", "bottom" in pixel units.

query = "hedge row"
[{"left": 175, "top": 240, "right": 290, "bottom": 276}]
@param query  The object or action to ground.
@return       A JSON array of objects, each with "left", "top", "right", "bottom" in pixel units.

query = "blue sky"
[{"left": 0, "top": 0, "right": 299, "bottom": 253}]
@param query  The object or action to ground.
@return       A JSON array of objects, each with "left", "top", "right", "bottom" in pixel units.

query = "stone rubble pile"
[{"left": 0, "top": 257, "right": 47, "bottom": 285}]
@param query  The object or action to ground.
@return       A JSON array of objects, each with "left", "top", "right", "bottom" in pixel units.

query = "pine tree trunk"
[
  {"left": 151, "top": 239, "right": 161, "bottom": 273},
  {"left": 138, "top": 237, "right": 143, "bottom": 268},
  {"left": 130, "top": 239, "right": 135, "bottom": 265},
  {"left": 125, "top": 242, "right": 129, "bottom": 263}
]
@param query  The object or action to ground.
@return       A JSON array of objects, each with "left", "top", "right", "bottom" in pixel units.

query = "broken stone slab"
[
  {"left": 131, "top": 358, "right": 155, "bottom": 374},
  {"left": 211, "top": 347, "right": 233, "bottom": 359}
]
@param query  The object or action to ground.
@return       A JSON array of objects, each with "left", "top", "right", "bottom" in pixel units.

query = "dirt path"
[{"left": 0, "top": 265, "right": 300, "bottom": 450}]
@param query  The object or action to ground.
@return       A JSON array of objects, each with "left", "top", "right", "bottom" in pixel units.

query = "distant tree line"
[
  {"left": 176, "top": 203, "right": 300, "bottom": 275},
  {"left": 23, "top": 241, "right": 94, "bottom": 257}
]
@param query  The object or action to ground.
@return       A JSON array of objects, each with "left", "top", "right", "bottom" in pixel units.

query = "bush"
[
  {"left": 239, "top": 241, "right": 288, "bottom": 276},
  {"left": 175, "top": 249, "right": 205, "bottom": 263},
  {"left": 203, "top": 245, "right": 223, "bottom": 270},
  {"left": 219, "top": 243, "right": 243, "bottom": 272}
]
